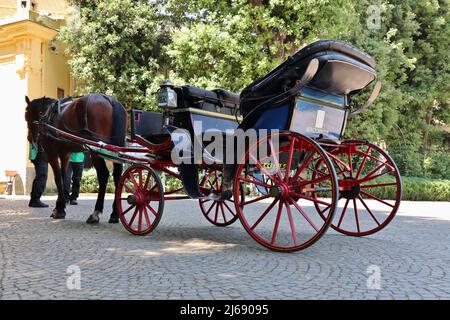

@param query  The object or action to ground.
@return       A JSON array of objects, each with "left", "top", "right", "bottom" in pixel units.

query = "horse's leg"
[
  {"left": 47, "top": 152, "right": 66, "bottom": 219},
  {"left": 60, "top": 153, "right": 70, "bottom": 204},
  {"left": 108, "top": 163, "right": 123, "bottom": 223},
  {"left": 86, "top": 155, "right": 109, "bottom": 224}
]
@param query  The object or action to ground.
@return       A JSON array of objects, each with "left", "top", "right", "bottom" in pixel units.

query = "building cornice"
[{"left": 0, "top": 19, "right": 58, "bottom": 45}]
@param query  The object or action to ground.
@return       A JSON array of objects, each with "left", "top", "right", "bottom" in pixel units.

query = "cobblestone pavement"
[{"left": 0, "top": 195, "right": 448, "bottom": 300}]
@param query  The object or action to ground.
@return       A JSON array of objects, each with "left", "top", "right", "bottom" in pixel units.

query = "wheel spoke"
[
  {"left": 356, "top": 146, "right": 372, "bottom": 178},
  {"left": 128, "top": 207, "right": 138, "bottom": 226},
  {"left": 137, "top": 207, "right": 143, "bottom": 232},
  {"left": 289, "top": 197, "right": 319, "bottom": 232},
  {"left": 222, "top": 201, "right": 236, "bottom": 215},
  {"left": 122, "top": 204, "right": 136, "bottom": 216},
  {"left": 358, "top": 195, "right": 380, "bottom": 226},
  {"left": 360, "top": 162, "right": 390, "bottom": 183},
  {"left": 291, "top": 192, "right": 331, "bottom": 207},
  {"left": 241, "top": 194, "right": 270, "bottom": 206},
  {"left": 214, "top": 203, "right": 219, "bottom": 223},
  {"left": 249, "top": 152, "right": 280, "bottom": 183},
  {"left": 337, "top": 199, "right": 350, "bottom": 228},
  {"left": 251, "top": 198, "right": 279, "bottom": 230},
  {"left": 219, "top": 202, "right": 227, "bottom": 222},
  {"left": 360, "top": 191, "right": 395, "bottom": 208},
  {"left": 285, "top": 202, "right": 298, "bottom": 246},
  {"left": 348, "top": 151, "right": 354, "bottom": 177},
  {"left": 129, "top": 173, "right": 140, "bottom": 191},
  {"left": 239, "top": 176, "right": 271, "bottom": 188},
  {"left": 297, "top": 174, "right": 331, "bottom": 187},
  {"left": 146, "top": 203, "right": 158, "bottom": 217},
  {"left": 320, "top": 204, "right": 331, "bottom": 214},
  {"left": 353, "top": 199, "right": 360, "bottom": 233},
  {"left": 268, "top": 137, "right": 283, "bottom": 181},
  {"left": 142, "top": 206, "right": 151, "bottom": 228},
  {"left": 271, "top": 202, "right": 284, "bottom": 244},
  {"left": 205, "top": 202, "right": 216, "bottom": 216},
  {"left": 359, "top": 170, "right": 391, "bottom": 183},
  {"left": 360, "top": 182, "right": 397, "bottom": 189},
  {"left": 123, "top": 182, "right": 135, "bottom": 194},
  {"left": 291, "top": 152, "right": 314, "bottom": 182},
  {"left": 284, "top": 136, "right": 296, "bottom": 182},
  {"left": 138, "top": 168, "right": 142, "bottom": 186},
  {"left": 327, "top": 153, "right": 351, "bottom": 172},
  {"left": 143, "top": 171, "right": 151, "bottom": 190}
]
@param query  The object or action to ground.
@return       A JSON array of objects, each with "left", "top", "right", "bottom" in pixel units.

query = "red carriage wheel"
[
  {"left": 314, "top": 141, "right": 402, "bottom": 236},
  {"left": 233, "top": 132, "right": 339, "bottom": 252},
  {"left": 116, "top": 164, "right": 164, "bottom": 235},
  {"left": 199, "top": 169, "right": 242, "bottom": 227}
]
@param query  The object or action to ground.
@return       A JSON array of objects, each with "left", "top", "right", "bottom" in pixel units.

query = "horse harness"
[{"left": 38, "top": 94, "right": 114, "bottom": 145}]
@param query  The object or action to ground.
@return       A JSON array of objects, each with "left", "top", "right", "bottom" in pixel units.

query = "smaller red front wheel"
[
  {"left": 116, "top": 164, "right": 164, "bottom": 235},
  {"left": 199, "top": 169, "right": 242, "bottom": 227}
]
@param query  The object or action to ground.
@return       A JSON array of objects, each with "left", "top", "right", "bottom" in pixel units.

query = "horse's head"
[{"left": 24, "top": 96, "right": 55, "bottom": 143}]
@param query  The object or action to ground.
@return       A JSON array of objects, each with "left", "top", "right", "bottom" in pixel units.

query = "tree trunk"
[{"left": 419, "top": 100, "right": 435, "bottom": 154}]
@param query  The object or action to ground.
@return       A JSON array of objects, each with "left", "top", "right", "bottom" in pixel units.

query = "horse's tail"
[{"left": 108, "top": 96, "right": 127, "bottom": 147}]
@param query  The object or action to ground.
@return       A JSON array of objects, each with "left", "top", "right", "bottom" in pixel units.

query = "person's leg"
[
  {"left": 64, "top": 162, "right": 73, "bottom": 202},
  {"left": 29, "top": 151, "right": 49, "bottom": 207},
  {"left": 70, "top": 162, "right": 83, "bottom": 204}
]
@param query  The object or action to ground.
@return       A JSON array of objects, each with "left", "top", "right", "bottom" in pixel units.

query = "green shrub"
[
  {"left": 79, "top": 168, "right": 115, "bottom": 193},
  {"left": 368, "top": 176, "right": 450, "bottom": 201},
  {"left": 423, "top": 151, "right": 450, "bottom": 180},
  {"left": 80, "top": 168, "right": 183, "bottom": 194}
]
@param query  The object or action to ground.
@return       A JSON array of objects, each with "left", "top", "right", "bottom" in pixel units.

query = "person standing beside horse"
[
  {"left": 28, "top": 139, "right": 49, "bottom": 208},
  {"left": 64, "top": 152, "right": 85, "bottom": 205}
]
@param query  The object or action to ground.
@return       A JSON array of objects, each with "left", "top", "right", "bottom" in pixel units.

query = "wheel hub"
[
  {"left": 340, "top": 177, "right": 360, "bottom": 199},
  {"left": 268, "top": 186, "right": 282, "bottom": 197},
  {"left": 126, "top": 192, "right": 147, "bottom": 206}
]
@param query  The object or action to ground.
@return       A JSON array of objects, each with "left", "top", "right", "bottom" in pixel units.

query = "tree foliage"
[
  {"left": 59, "top": 0, "right": 167, "bottom": 108},
  {"left": 60, "top": 0, "right": 449, "bottom": 179}
]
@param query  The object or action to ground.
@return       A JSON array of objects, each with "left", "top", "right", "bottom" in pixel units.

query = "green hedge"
[
  {"left": 362, "top": 176, "right": 450, "bottom": 201},
  {"left": 79, "top": 168, "right": 450, "bottom": 201},
  {"left": 393, "top": 177, "right": 450, "bottom": 201},
  {"left": 79, "top": 168, "right": 115, "bottom": 193}
]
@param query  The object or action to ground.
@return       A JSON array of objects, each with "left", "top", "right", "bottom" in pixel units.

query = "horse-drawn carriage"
[{"left": 27, "top": 40, "right": 402, "bottom": 252}]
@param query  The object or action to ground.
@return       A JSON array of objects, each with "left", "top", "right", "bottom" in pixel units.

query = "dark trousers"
[
  {"left": 64, "top": 162, "right": 84, "bottom": 201},
  {"left": 30, "top": 151, "right": 48, "bottom": 202}
]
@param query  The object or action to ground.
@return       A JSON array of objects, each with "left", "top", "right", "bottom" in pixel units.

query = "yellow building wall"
[{"left": 0, "top": 18, "right": 72, "bottom": 194}]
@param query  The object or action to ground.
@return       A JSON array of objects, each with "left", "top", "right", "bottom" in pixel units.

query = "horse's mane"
[
  {"left": 25, "top": 96, "right": 57, "bottom": 123},
  {"left": 29, "top": 96, "right": 56, "bottom": 108}
]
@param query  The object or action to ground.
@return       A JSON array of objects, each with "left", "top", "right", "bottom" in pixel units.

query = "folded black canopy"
[{"left": 239, "top": 40, "right": 377, "bottom": 116}]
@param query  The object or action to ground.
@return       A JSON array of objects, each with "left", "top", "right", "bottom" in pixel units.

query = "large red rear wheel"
[
  {"left": 314, "top": 141, "right": 402, "bottom": 236},
  {"left": 116, "top": 164, "right": 164, "bottom": 236},
  {"left": 199, "top": 169, "right": 241, "bottom": 227},
  {"left": 233, "top": 132, "right": 338, "bottom": 252}
]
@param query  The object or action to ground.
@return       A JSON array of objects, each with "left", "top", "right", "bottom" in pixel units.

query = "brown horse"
[{"left": 24, "top": 94, "right": 127, "bottom": 223}]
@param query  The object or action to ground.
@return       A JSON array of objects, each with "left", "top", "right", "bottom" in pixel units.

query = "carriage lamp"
[{"left": 157, "top": 80, "right": 177, "bottom": 109}]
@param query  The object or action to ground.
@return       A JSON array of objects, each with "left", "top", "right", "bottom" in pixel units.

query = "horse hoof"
[
  {"left": 51, "top": 209, "right": 65, "bottom": 219},
  {"left": 108, "top": 217, "right": 119, "bottom": 224},
  {"left": 86, "top": 210, "right": 101, "bottom": 224},
  {"left": 86, "top": 216, "right": 99, "bottom": 224}
]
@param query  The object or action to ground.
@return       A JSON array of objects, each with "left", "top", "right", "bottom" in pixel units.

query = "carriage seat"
[
  {"left": 213, "top": 89, "right": 240, "bottom": 108},
  {"left": 132, "top": 110, "right": 170, "bottom": 144},
  {"left": 177, "top": 86, "right": 239, "bottom": 116}
]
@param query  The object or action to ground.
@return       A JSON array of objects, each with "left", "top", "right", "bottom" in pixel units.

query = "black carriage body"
[{"left": 244, "top": 86, "right": 348, "bottom": 141}]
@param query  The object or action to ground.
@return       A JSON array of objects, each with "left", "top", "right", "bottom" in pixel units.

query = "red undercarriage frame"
[{"left": 46, "top": 123, "right": 402, "bottom": 252}]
